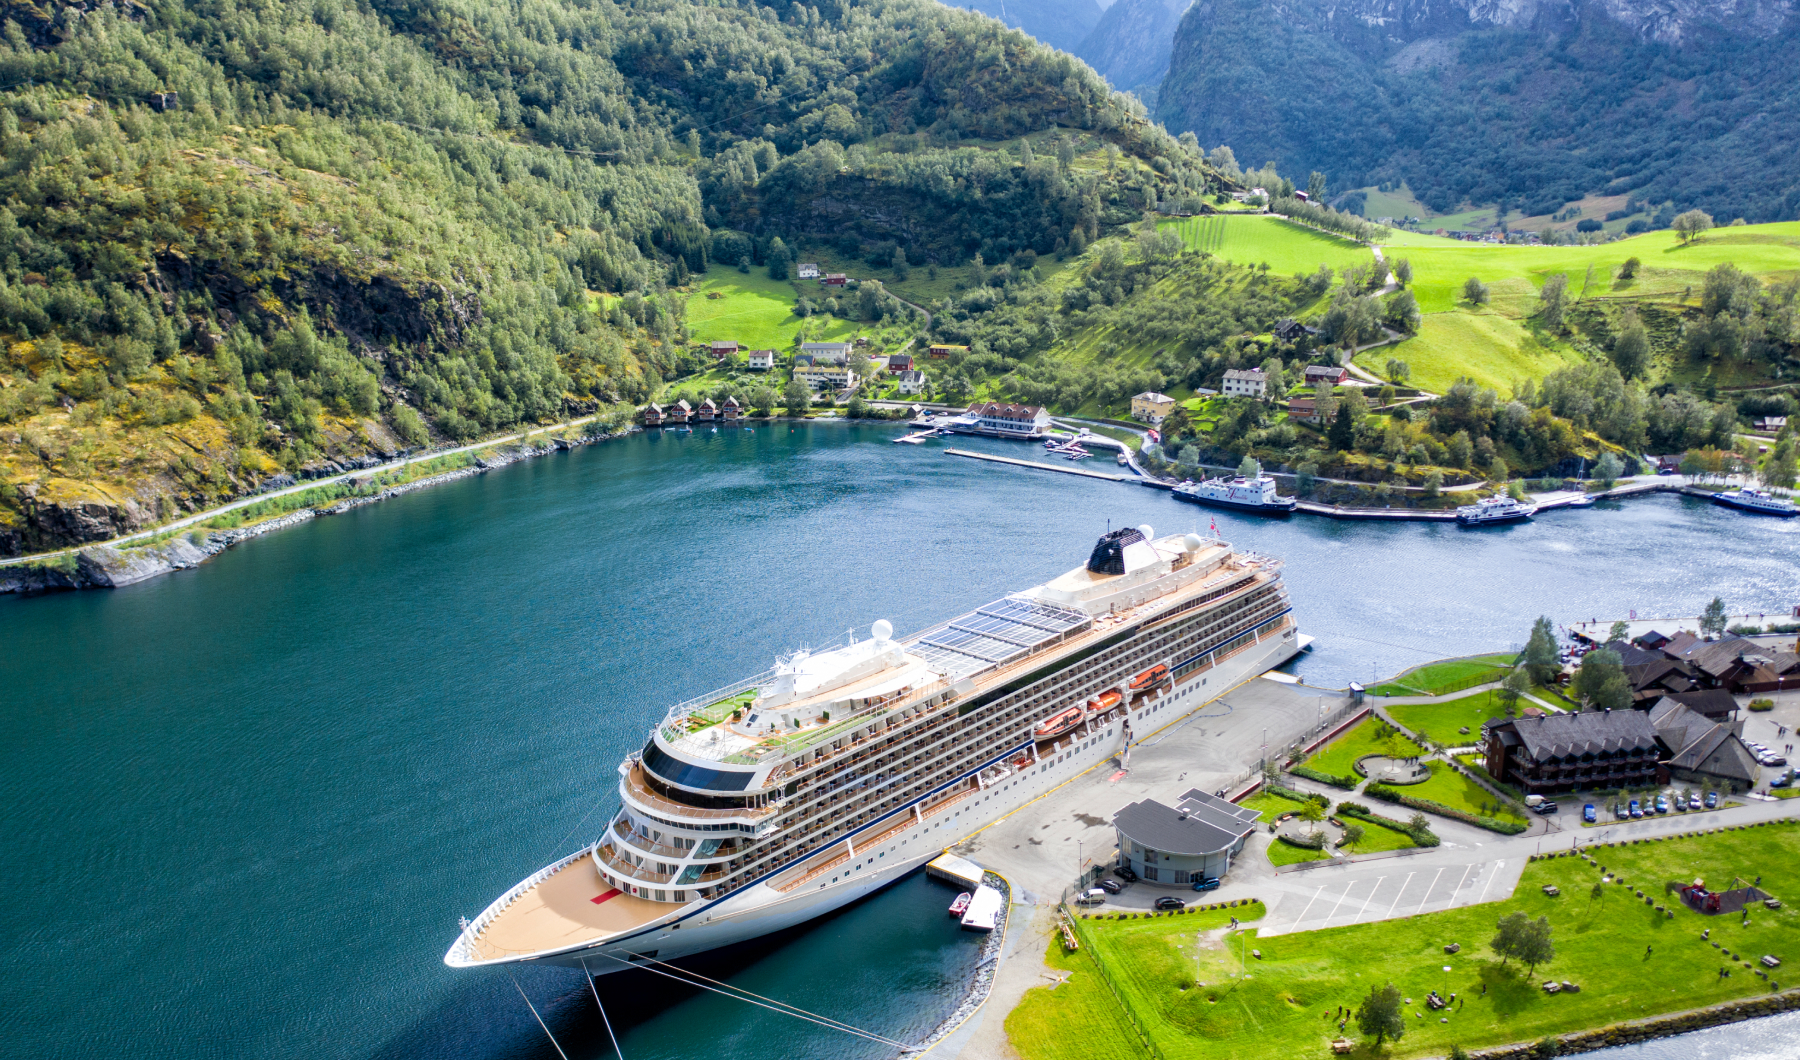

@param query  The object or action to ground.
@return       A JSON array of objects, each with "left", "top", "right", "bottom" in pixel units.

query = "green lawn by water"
[
  {"left": 1371, "top": 653, "right": 1519, "bottom": 697},
  {"left": 1308, "top": 717, "right": 1425, "bottom": 779},
  {"left": 1015, "top": 824, "right": 1800, "bottom": 1060},
  {"left": 1162, "top": 215, "right": 1374, "bottom": 279},
  {"left": 1386, "top": 690, "right": 1522, "bottom": 745}
]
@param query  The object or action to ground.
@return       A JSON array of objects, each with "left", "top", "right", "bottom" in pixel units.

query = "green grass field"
[
  {"left": 1308, "top": 717, "right": 1427, "bottom": 779},
  {"left": 1162, "top": 215, "right": 1374, "bottom": 278},
  {"left": 1371, "top": 653, "right": 1520, "bottom": 697},
  {"left": 1407, "top": 761, "right": 1526, "bottom": 822},
  {"left": 1016, "top": 824, "right": 1800, "bottom": 1060},
  {"left": 684, "top": 268, "right": 860, "bottom": 350},
  {"left": 1356, "top": 311, "right": 1588, "bottom": 395},
  {"left": 1241, "top": 790, "right": 1308, "bottom": 823},
  {"left": 1386, "top": 690, "right": 1521, "bottom": 745},
  {"left": 1343, "top": 818, "right": 1418, "bottom": 854}
]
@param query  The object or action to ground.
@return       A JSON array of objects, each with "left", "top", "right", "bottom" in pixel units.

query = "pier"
[{"left": 942, "top": 448, "right": 1136, "bottom": 483}]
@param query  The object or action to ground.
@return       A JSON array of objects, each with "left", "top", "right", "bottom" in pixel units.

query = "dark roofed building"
[
  {"left": 1659, "top": 688, "right": 1740, "bottom": 722},
  {"left": 1648, "top": 697, "right": 1758, "bottom": 791},
  {"left": 1658, "top": 633, "right": 1800, "bottom": 693},
  {"left": 1113, "top": 788, "right": 1260, "bottom": 884},
  {"left": 1485, "top": 709, "right": 1667, "bottom": 795}
]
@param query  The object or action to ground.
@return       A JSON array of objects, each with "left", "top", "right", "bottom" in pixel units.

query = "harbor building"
[
  {"left": 1113, "top": 789, "right": 1258, "bottom": 884},
  {"left": 965, "top": 402, "right": 1052, "bottom": 438},
  {"left": 1484, "top": 709, "right": 1666, "bottom": 795}
]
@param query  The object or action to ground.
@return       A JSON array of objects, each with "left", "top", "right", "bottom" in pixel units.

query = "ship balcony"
[
  {"left": 622, "top": 763, "right": 779, "bottom": 823},
  {"left": 595, "top": 843, "right": 735, "bottom": 888},
  {"left": 446, "top": 849, "right": 680, "bottom": 967},
  {"left": 609, "top": 820, "right": 741, "bottom": 861}
]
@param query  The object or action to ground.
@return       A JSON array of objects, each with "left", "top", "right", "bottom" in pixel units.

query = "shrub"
[
  {"left": 1748, "top": 698, "right": 1775, "bottom": 712},
  {"left": 1278, "top": 832, "right": 1326, "bottom": 850},
  {"left": 1291, "top": 765, "right": 1357, "bottom": 789}
]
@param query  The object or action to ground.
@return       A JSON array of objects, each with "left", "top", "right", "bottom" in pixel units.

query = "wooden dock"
[{"left": 943, "top": 448, "right": 1135, "bottom": 483}]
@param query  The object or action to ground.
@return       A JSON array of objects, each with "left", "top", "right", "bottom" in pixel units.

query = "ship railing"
[
  {"left": 610, "top": 820, "right": 740, "bottom": 861},
  {"left": 656, "top": 668, "right": 781, "bottom": 742},
  {"left": 456, "top": 845, "right": 594, "bottom": 961},
  {"left": 622, "top": 764, "right": 779, "bottom": 822},
  {"left": 595, "top": 843, "right": 738, "bottom": 888},
  {"left": 770, "top": 810, "right": 922, "bottom": 893}
]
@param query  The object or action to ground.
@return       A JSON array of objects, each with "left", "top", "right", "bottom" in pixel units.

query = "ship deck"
[{"left": 466, "top": 856, "right": 671, "bottom": 961}]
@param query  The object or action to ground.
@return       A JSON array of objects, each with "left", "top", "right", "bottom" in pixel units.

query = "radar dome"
[
  {"left": 1137, "top": 524, "right": 1154, "bottom": 543},
  {"left": 870, "top": 619, "right": 893, "bottom": 642},
  {"left": 1183, "top": 533, "right": 1204, "bottom": 551}
]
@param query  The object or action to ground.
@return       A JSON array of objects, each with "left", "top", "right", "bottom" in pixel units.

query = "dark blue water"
[{"left": 2, "top": 422, "right": 1796, "bottom": 1060}]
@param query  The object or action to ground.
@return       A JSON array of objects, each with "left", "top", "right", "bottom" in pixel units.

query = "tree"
[
  {"left": 1765, "top": 435, "right": 1797, "bottom": 489},
  {"left": 1619, "top": 256, "right": 1641, "bottom": 280},
  {"left": 1700, "top": 596, "right": 1728, "bottom": 637},
  {"left": 1385, "top": 289, "right": 1421, "bottom": 332},
  {"left": 1524, "top": 616, "right": 1560, "bottom": 684},
  {"left": 1500, "top": 665, "right": 1531, "bottom": 715},
  {"left": 1488, "top": 456, "right": 1510, "bottom": 483},
  {"left": 846, "top": 395, "right": 869, "bottom": 419},
  {"left": 1329, "top": 403, "right": 1354, "bottom": 450},
  {"left": 749, "top": 385, "right": 778, "bottom": 416},
  {"left": 1571, "top": 648, "right": 1631, "bottom": 710},
  {"left": 1607, "top": 619, "right": 1632, "bottom": 644},
  {"left": 782, "top": 377, "right": 812, "bottom": 415},
  {"left": 1672, "top": 210, "right": 1714, "bottom": 244},
  {"left": 1594, "top": 451, "right": 1624, "bottom": 487},
  {"left": 1463, "top": 277, "right": 1489, "bottom": 305},
  {"left": 1341, "top": 822, "right": 1365, "bottom": 849},
  {"left": 1238, "top": 455, "right": 1262, "bottom": 478},
  {"left": 1385, "top": 358, "right": 1411, "bottom": 383},
  {"left": 1491, "top": 911, "right": 1529, "bottom": 965},
  {"left": 1448, "top": 430, "right": 1474, "bottom": 468},
  {"left": 1423, "top": 469, "right": 1443, "bottom": 497},
  {"left": 1393, "top": 258, "right": 1413, "bottom": 285},
  {"left": 1516, "top": 915, "right": 1555, "bottom": 975},
  {"left": 1297, "top": 461, "right": 1318, "bottom": 495},
  {"left": 1300, "top": 799, "right": 1326, "bottom": 834},
  {"left": 1307, "top": 171, "right": 1328, "bottom": 201},
  {"left": 1612, "top": 309, "right": 1650, "bottom": 378},
  {"left": 767, "top": 236, "right": 792, "bottom": 280},
  {"left": 1538, "top": 273, "right": 1569, "bottom": 328},
  {"left": 1355, "top": 982, "right": 1406, "bottom": 1046}
]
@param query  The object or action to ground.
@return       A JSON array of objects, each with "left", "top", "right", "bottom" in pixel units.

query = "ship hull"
[
  {"left": 1170, "top": 491, "right": 1296, "bottom": 516},
  {"left": 1712, "top": 495, "right": 1799, "bottom": 517},
  {"left": 494, "top": 629, "right": 1303, "bottom": 975}
]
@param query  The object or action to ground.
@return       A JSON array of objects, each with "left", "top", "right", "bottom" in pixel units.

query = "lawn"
[
  {"left": 1162, "top": 215, "right": 1374, "bottom": 278},
  {"left": 1307, "top": 717, "right": 1426, "bottom": 779},
  {"left": 1341, "top": 818, "right": 1417, "bottom": 854},
  {"left": 683, "top": 267, "right": 860, "bottom": 350},
  {"left": 1386, "top": 690, "right": 1519, "bottom": 746},
  {"left": 1268, "top": 836, "right": 1332, "bottom": 866},
  {"left": 1356, "top": 311, "right": 1587, "bottom": 394},
  {"left": 1371, "top": 653, "right": 1519, "bottom": 698},
  {"left": 1407, "top": 761, "right": 1527, "bottom": 823},
  {"left": 1239, "top": 791, "right": 1306, "bottom": 823},
  {"left": 1014, "top": 823, "right": 1800, "bottom": 1060}
]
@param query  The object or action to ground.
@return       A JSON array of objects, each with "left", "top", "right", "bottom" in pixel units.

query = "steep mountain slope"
[
  {"left": 944, "top": 0, "right": 1105, "bottom": 51},
  {"left": 1075, "top": 0, "right": 1190, "bottom": 104},
  {"left": 0, "top": 0, "right": 1219, "bottom": 556},
  {"left": 1155, "top": 0, "right": 1800, "bottom": 222}
]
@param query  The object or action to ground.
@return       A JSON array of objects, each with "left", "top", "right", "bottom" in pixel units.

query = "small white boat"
[
  {"left": 1455, "top": 495, "right": 1537, "bottom": 526},
  {"left": 1712, "top": 487, "right": 1799, "bottom": 517},
  {"left": 1172, "top": 474, "right": 1297, "bottom": 515},
  {"left": 948, "top": 892, "right": 973, "bottom": 917}
]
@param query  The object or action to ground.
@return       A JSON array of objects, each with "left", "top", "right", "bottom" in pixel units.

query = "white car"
[{"left": 1076, "top": 888, "right": 1109, "bottom": 906}]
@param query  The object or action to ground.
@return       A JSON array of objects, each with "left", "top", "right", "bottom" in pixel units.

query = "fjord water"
[{"left": 3, "top": 422, "right": 1799, "bottom": 1060}]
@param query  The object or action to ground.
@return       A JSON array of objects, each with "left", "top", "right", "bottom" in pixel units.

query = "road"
[{"left": 0, "top": 413, "right": 609, "bottom": 567}]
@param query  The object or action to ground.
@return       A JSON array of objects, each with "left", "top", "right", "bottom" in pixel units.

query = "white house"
[
  {"left": 747, "top": 349, "right": 777, "bottom": 371},
  {"left": 800, "top": 341, "right": 852, "bottom": 364},
  {"left": 1221, "top": 368, "right": 1267, "bottom": 398},
  {"left": 795, "top": 363, "right": 856, "bottom": 390},
  {"left": 897, "top": 369, "right": 927, "bottom": 394},
  {"left": 966, "top": 401, "right": 1051, "bottom": 437},
  {"left": 797, "top": 263, "right": 820, "bottom": 279}
]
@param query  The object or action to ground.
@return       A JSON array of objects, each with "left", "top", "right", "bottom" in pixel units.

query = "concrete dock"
[{"left": 943, "top": 448, "right": 1136, "bottom": 483}]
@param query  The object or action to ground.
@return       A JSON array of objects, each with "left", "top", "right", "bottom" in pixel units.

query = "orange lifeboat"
[
  {"left": 1034, "top": 705, "right": 1084, "bottom": 740},
  {"left": 1129, "top": 664, "right": 1170, "bottom": 692},
  {"left": 1093, "top": 690, "right": 1123, "bottom": 712}
]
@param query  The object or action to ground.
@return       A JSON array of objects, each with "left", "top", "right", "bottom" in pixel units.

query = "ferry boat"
[
  {"left": 1171, "top": 474, "right": 1298, "bottom": 515},
  {"left": 445, "top": 524, "right": 1301, "bottom": 977},
  {"left": 1454, "top": 495, "right": 1537, "bottom": 526},
  {"left": 1711, "top": 487, "right": 1799, "bottom": 517}
]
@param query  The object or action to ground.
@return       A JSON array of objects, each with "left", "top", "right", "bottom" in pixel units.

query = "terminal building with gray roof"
[{"left": 1113, "top": 788, "right": 1260, "bottom": 885}]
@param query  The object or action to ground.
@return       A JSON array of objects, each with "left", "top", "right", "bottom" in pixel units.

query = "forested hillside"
[
  {"left": 1073, "top": 0, "right": 1188, "bottom": 105},
  {"left": 0, "top": 0, "right": 1222, "bottom": 555},
  {"left": 1156, "top": 0, "right": 1800, "bottom": 224}
]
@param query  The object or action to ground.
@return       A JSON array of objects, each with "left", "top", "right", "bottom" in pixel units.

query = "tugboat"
[
  {"left": 1711, "top": 487, "right": 1799, "bottom": 517},
  {"left": 1171, "top": 473, "right": 1298, "bottom": 515},
  {"left": 1455, "top": 495, "right": 1537, "bottom": 526}
]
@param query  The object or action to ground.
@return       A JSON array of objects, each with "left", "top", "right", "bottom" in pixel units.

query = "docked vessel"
[
  {"left": 1711, "top": 487, "right": 1799, "bottom": 517},
  {"left": 445, "top": 524, "right": 1301, "bottom": 976},
  {"left": 1455, "top": 495, "right": 1537, "bottom": 526},
  {"left": 1171, "top": 474, "right": 1298, "bottom": 515}
]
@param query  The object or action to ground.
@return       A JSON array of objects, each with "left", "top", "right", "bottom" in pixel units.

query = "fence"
[{"left": 1060, "top": 897, "right": 1169, "bottom": 1060}]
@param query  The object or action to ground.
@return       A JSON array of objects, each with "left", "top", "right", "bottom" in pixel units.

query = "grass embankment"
[
  {"left": 1010, "top": 824, "right": 1800, "bottom": 1060},
  {"left": 1162, "top": 215, "right": 1373, "bottom": 278},
  {"left": 201, "top": 452, "right": 477, "bottom": 532},
  {"left": 1307, "top": 717, "right": 1426, "bottom": 779},
  {"left": 1369, "top": 653, "right": 1519, "bottom": 698}
]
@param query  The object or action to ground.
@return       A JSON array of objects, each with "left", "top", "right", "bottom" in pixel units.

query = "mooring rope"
[
  {"left": 580, "top": 958, "right": 626, "bottom": 1060},
  {"left": 507, "top": 970, "right": 571, "bottom": 1060}
]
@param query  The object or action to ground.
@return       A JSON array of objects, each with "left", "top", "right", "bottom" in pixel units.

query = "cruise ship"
[{"left": 445, "top": 525, "right": 1301, "bottom": 976}]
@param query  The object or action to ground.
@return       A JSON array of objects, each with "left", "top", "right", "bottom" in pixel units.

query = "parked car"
[
  {"left": 1535, "top": 801, "right": 1559, "bottom": 816},
  {"left": 1114, "top": 865, "right": 1138, "bottom": 882},
  {"left": 1656, "top": 795, "right": 1670, "bottom": 814},
  {"left": 1629, "top": 800, "right": 1643, "bottom": 818},
  {"left": 1583, "top": 804, "right": 1597, "bottom": 823},
  {"left": 1767, "top": 756, "right": 1788, "bottom": 768},
  {"left": 1689, "top": 794, "right": 1703, "bottom": 810},
  {"left": 1191, "top": 876, "right": 1222, "bottom": 893},
  {"left": 1155, "top": 897, "right": 1187, "bottom": 911},
  {"left": 1771, "top": 772, "right": 1792, "bottom": 789},
  {"left": 1098, "top": 878, "right": 1124, "bottom": 894},
  {"left": 1705, "top": 791, "right": 1720, "bottom": 808},
  {"left": 1076, "top": 888, "right": 1108, "bottom": 905}
]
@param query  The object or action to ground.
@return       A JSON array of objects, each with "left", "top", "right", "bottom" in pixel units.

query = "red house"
[
  {"left": 642, "top": 403, "right": 664, "bottom": 426},
  {"left": 887, "top": 353, "right": 913, "bottom": 373},
  {"left": 695, "top": 398, "right": 718, "bottom": 421},
  {"left": 722, "top": 396, "right": 742, "bottom": 422},
  {"left": 667, "top": 399, "right": 691, "bottom": 424}
]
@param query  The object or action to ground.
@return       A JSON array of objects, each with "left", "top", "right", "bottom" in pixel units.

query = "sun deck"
[{"left": 463, "top": 855, "right": 673, "bottom": 962}]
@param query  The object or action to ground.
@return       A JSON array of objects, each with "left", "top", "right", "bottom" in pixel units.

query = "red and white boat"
[{"left": 948, "top": 892, "right": 973, "bottom": 917}]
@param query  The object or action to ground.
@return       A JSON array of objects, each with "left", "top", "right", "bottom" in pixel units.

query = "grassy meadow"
[
  {"left": 1163, "top": 215, "right": 1375, "bottom": 278},
  {"left": 1386, "top": 690, "right": 1532, "bottom": 746},
  {"left": 683, "top": 268, "right": 860, "bottom": 350},
  {"left": 1010, "top": 824, "right": 1800, "bottom": 1060}
]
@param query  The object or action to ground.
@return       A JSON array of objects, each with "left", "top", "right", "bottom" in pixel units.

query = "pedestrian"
[{"left": 1647, "top": 944, "right": 1653, "bottom": 956}]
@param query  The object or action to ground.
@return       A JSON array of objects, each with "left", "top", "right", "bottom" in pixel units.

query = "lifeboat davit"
[
  {"left": 1129, "top": 664, "right": 1170, "bottom": 692},
  {"left": 1034, "top": 705, "right": 1084, "bottom": 739}
]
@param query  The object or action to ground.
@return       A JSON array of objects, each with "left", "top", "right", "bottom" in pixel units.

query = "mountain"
[
  {"left": 944, "top": 0, "right": 1105, "bottom": 51},
  {"left": 1154, "top": 0, "right": 1800, "bottom": 222},
  {"left": 0, "top": 0, "right": 1217, "bottom": 555},
  {"left": 1074, "top": 0, "right": 1191, "bottom": 104}
]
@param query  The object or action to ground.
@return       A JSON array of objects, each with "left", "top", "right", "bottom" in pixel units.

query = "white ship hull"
[{"left": 467, "top": 630, "right": 1301, "bottom": 975}]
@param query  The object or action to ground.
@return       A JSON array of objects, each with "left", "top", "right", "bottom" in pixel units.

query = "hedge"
[
  {"left": 1290, "top": 765, "right": 1357, "bottom": 789},
  {"left": 1278, "top": 832, "right": 1327, "bottom": 850},
  {"left": 1265, "top": 784, "right": 1330, "bottom": 806},
  {"left": 1365, "top": 783, "right": 1529, "bottom": 835},
  {"left": 1337, "top": 804, "right": 1440, "bottom": 847}
]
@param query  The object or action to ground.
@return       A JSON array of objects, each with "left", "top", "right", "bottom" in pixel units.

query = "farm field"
[
  {"left": 1356, "top": 311, "right": 1586, "bottom": 395},
  {"left": 1012, "top": 824, "right": 1800, "bottom": 1060},
  {"left": 684, "top": 268, "right": 858, "bottom": 350},
  {"left": 1162, "top": 215, "right": 1373, "bottom": 278}
]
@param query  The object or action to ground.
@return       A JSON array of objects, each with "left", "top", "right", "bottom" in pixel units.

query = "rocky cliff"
[
  {"left": 1075, "top": 0, "right": 1193, "bottom": 103},
  {"left": 945, "top": 0, "right": 1107, "bottom": 51},
  {"left": 1155, "top": 0, "right": 1800, "bottom": 222}
]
